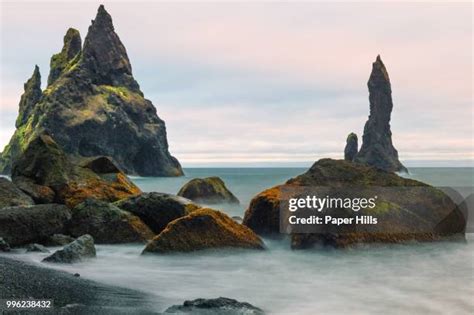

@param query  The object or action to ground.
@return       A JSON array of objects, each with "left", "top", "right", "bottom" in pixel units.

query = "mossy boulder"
[
  {"left": 68, "top": 199, "right": 154, "bottom": 243},
  {"left": 243, "top": 159, "right": 465, "bottom": 248},
  {"left": 11, "top": 133, "right": 141, "bottom": 208},
  {"left": 0, "top": 5, "right": 182, "bottom": 177},
  {"left": 0, "top": 204, "right": 71, "bottom": 247},
  {"left": 0, "top": 177, "right": 34, "bottom": 208},
  {"left": 115, "top": 192, "right": 199, "bottom": 234},
  {"left": 43, "top": 234, "right": 96, "bottom": 264},
  {"left": 177, "top": 177, "right": 239, "bottom": 204},
  {"left": 143, "top": 208, "right": 265, "bottom": 254}
]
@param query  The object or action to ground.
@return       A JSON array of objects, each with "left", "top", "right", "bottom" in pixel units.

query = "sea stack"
[
  {"left": 355, "top": 55, "right": 407, "bottom": 173},
  {"left": 0, "top": 5, "right": 183, "bottom": 176}
]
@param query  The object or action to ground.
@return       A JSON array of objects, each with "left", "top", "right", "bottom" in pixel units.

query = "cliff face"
[
  {"left": 0, "top": 5, "right": 183, "bottom": 176},
  {"left": 355, "top": 56, "right": 407, "bottom": 173}
]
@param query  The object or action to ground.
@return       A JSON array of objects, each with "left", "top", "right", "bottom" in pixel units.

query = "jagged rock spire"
[
  {"left": 48, "top": 28, "right": 82, "bottom": 85},
  {"left": 16, "top": 66, "right": 42, "bottom": 127},
  {"left": 81, "top": 5, "right": 139, "bottom": 91},
  {"left": 355, "top": 55, "right": 407, "bottom": 173}
]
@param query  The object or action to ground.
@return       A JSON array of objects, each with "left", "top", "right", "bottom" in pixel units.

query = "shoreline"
[{"left": 0, "top": 256, "right": 158, "bottom": 314}]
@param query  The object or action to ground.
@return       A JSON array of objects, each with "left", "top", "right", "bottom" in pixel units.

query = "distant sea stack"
[
  {"left": 354, "top": 55, "right": 407, "bottom": 173},
  {"left": 0, "top": 5, "right": 183, "bottom": 176}
]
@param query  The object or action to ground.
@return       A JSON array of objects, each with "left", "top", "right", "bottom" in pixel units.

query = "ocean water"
[{"left": 5, "top": 167, "right": 474, "bottom": 314}]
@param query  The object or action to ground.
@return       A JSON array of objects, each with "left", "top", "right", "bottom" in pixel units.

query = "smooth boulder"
[
  {"left": 11, "top": 133, "right": 141, "bottom": 208},
  {"left": 177, "top": 177, "right": 239, "bottom": 204},
  {"left": 43, "top": 234, "right": 96, "bottom": 263},
  {"left": 243, "top": 159, "right": 465, "bottom": 248},
  {"left": 165, "top": 297, "right": 264, "bottom": 314},
  {"left": 68, "top": 199, "right": 154, "bottom": 243},
  {"left": 143, "top": 208, "right": 265, "bottom": 254},
  {"left": 0, "top": 204, "right": 71, "bottom": 247},
  {"left": 115, "top": 192, "right": 199, "bottom": 234},
  {"left": 0, "top": 177, "right": 34, "bottom": 208}
]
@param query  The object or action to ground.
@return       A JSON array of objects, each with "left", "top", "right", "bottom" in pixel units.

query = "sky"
[{"left": 0, "top": 1, "right": 472, "bottom": 167}]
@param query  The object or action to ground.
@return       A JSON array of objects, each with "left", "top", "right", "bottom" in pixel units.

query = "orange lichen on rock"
[{"left": 143, "top": 208, "right": 265, "bottom": 254}]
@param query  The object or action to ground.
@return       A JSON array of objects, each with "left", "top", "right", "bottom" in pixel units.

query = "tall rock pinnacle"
[
  {"left": 48, "top": 28, "right": 82, "bottom": 85},
  {"left": 355, "top": 55, "right": 407, "bottom": 173},
  {"left": 16, "top": 66, "right": 42, "bottom": 128},
  {"left": 0, "top": 5, "right": 183, "bottom": 176},
  {"left": 81, "top": 5, "right": 139, "bottom": 91}
]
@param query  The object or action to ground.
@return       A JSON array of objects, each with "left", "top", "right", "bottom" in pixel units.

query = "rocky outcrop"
[
  {"left": 354, "top": 56, "right": 407, "bottom": 172},
  {"left": 143, "top": 208, "right": 265, "bottom": 254},
  {"left": 344, "top": 132, "right": 358, "bottom": 161},
  {"left": 243, "top": 159, "right": 465, "bottom": 248},
  {"left": 43, "top": 234, "right": 96, "bottom": 263},
  {"left": 48, "top": 28, "right": 82, "bottom": 85},
  {"left": 0, "top": 177, "right": 34, "bottom": 208},
  {"left": 0, "top": 204, "right": 71, "bottom": 247},
  {"left": 68, "top": 199, "right": 154, "bottom": 243},
  {"left": 0, "top": 237, "right": 10, "bottom": 252},
  {"left": 11, "top": 133, "right": 141, "bottom": 208},
  {"left": 115, "top": 192, "right": 199, "bottom": 234},
  {"left": 0, "top": 5, "right": 183, "bottom": 177},
  {"left": 165, "top": 297, "right": 264, "bottom": 314},
  {"left": 177, "top": 177, "right": 240, "bottom": 204}
]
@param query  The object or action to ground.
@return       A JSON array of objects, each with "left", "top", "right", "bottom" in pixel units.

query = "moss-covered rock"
[
  {"left": 243, "top": 159, "right": 465, "bottom": 248},
  {"left": 177, "top": 177, "right": 239, "bottom": 204},
  {"left": 0, "top": 204, "right": 71, "bottom": 247},
  {"left": 143, "top": 208, "right": 265, "bottom": 254},
  {"left": 11, "top": 133, "right": 141, "bottom": 208},
  {"left": 115, "top": 192, "right": 199, "bottom": 234},
  {"left": 0, "top": 177, "right": 34, "bottom": 208},
  {"left": 0, "top": 5, "right": 183, "bottom": 177},
  {"left": 12, "top": 176, "right": 55, "bottom": 204},
  {"left": 68, "top": 199, "right": 154, "bottom": 243},
  {"left": 48, "top": 28, "right": 82, "bottom": 86}
]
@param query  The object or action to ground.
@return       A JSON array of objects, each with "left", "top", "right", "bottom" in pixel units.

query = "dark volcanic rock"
[
  {"left": 344, "top": 132, "right": 358, "bottom": 161},
  {"left": 68, "top": 199, "right": 154, "bottom": 243},
  {"left": 178, "top": 177, "right": 240, "bottom": 204},
  {"left": 355, "top": 55, "right": 407, "bottom": 173},
  {"left": 0, "top": 237, "right": 11, "bottom": 252},
  {"left": 43, "top": 234, "right": 96, "bottom": 263},
  {"left": 115, "top": 192, "right": 199, "bottom": 234},
  {"left": 0, "top": 5, "right": 183, "bottom": 177},
  {"left": 243, "top": 159, "right": 465, "bottom": 248},
  {"left": 143, "top": 208, "right": 265, "bottom": 254},
  {"left": 0, "top": 204, "right": 71, "bottom": 247},
  {"left": 0, "top": 177, "right": 34, "bottom": 208},
  {"left": 81, "top": 156, "right": 121, "bottom": 174},
  {"left": 11, "top": 133, "right": 141, "bottom": 208},
  {"left": 165, "top": 297, "right": 264, "bottom": 314},
  {"left": 48, "top": 28, "right": 82, "bottom": 85}
]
